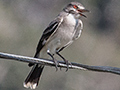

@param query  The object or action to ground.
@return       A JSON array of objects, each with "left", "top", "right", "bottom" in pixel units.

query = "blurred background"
[{"left": 0, "top": 0, "right": 120, "bottom": 90}]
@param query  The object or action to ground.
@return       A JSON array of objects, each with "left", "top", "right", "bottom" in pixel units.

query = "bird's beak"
[
  {"left": 79, "top": 9, "right": 90, "bottom": 13},
  {"left": 78, "top": 9, "right": 89, "bottom": 18}
]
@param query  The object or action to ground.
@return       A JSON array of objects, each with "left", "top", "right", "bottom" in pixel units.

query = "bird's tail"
[{"left": 24, "top": 64, "right": 44, "bottom": 89}]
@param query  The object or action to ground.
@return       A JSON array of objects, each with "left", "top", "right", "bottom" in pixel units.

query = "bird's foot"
[
  {"left": 53, "top": 59, "right": 59, "bottom": 71},
  {"left": 56, "top": 52, "right": 72, "bottom": 71},
  {"left": 47, "top": 50, "right": 59, "bottom": 71},
  {"left": 64, "top": 59, "right": 72, "bottom": 71}
]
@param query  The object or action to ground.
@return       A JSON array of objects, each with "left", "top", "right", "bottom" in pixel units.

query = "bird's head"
[{"left": 63, "top": 2, "right": 89, "bottom": 18}]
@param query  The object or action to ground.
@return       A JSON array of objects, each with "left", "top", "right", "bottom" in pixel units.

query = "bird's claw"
[
  {"left": 65, "top": 60, "right": 72, "bottom": 71},
  {"left": 53, "top": 59, "right": 59, "bottom": 71}
]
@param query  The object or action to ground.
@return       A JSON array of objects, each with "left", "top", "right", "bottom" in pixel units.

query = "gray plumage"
[{"left": 24, "top": 2, "right": 89, "bottom": 89}]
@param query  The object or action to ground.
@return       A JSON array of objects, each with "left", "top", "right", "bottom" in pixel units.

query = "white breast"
[{"left": 65, "top": 14, "right": 76, "bottom": 26}]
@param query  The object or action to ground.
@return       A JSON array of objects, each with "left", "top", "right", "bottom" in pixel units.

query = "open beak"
[
  {"left": 79, "top": 9, "right": 90, "bottom": 13},
  {"left": 78, "top": 9, "right": 89, "bottom": 18}
]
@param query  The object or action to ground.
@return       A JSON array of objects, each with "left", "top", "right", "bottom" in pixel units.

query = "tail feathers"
[
  {"left": 24, "top": 64, "right": 44, "bottom": 89},
  {"left": 28, "top": 52, "right": 40, "bottom": 67}
]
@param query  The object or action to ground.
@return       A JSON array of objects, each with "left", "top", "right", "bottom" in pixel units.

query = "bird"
[{"left": 23, "top": 1, "right": 89, "bottom": 89}]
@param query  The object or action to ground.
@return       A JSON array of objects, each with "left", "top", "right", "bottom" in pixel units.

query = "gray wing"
[
  {"left": 72, "top": 19, "right": 83, "bottom": 40},
  {"left": 34, "top": 16, "right": 63, "bottom": 58}
]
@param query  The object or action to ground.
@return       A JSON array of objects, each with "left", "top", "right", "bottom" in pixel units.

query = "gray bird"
[{"left": 24, "top": 2, "right": 89, "bottom": 89}]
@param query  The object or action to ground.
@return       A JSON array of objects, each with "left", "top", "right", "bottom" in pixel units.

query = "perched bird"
[{"left": 24, "top": 2, "right": 89, "bottom": 89}]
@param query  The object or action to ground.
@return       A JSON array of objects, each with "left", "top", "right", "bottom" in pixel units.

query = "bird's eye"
[{"left": 73, "top": 5, "right": 78, "bottom": 9}]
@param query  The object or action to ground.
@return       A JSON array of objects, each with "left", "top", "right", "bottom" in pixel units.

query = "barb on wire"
[{"left": 0, "top": 52, "right": 120, "bottom": 75}]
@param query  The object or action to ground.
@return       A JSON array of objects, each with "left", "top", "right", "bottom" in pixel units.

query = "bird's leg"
[
  {"left": 56, "top": 52, "right": 71, "bottom": 71},
  {"left": 47, "top": 50, "right": 58, "bottom": 71}
]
